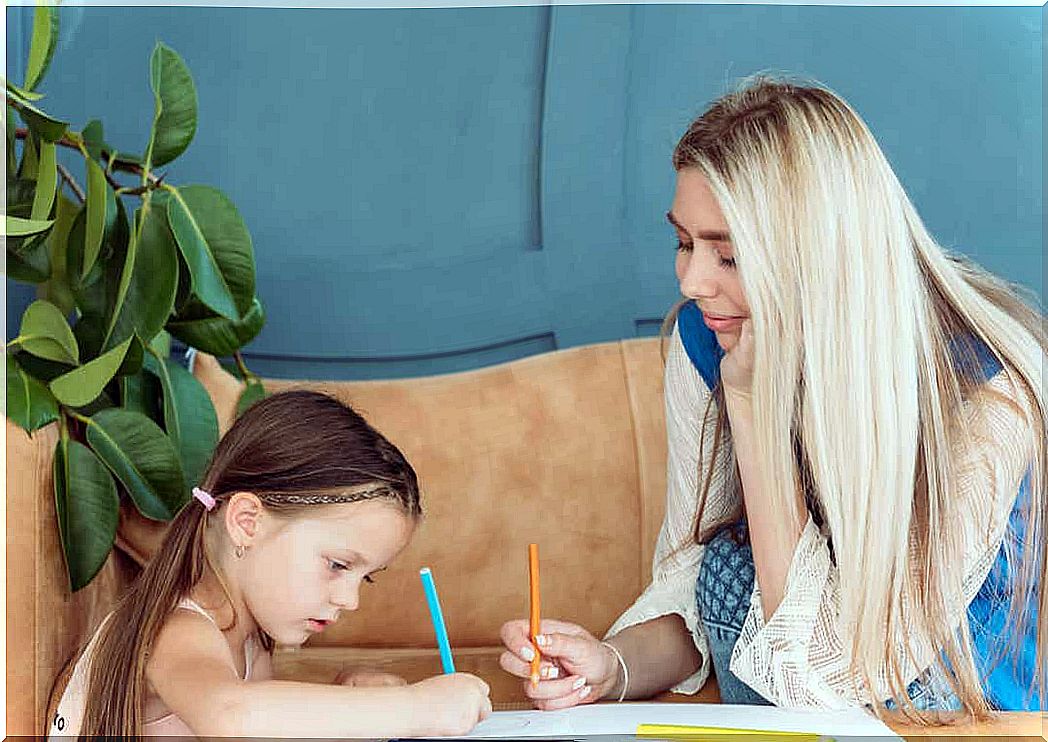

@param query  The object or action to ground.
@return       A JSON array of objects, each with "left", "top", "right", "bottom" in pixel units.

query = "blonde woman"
[{"left": 499, "top": 77, "right": 1045, "bottom": 721}]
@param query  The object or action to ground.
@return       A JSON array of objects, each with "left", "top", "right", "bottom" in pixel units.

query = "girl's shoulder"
[{"left": 150, "top": 597, "right": 261, "bottom": 682}]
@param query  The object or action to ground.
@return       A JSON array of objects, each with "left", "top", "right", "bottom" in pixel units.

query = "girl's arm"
[
  {"left": 727, "top": 371, "right": 1036, "bottom": 707},
  {"left": 146, "top": 612, "right": 490, "bottom": 737}
]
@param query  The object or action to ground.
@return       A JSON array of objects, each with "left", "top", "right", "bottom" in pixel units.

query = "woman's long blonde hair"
[{"left": 668, "top": 75, "right": 1045, "bottom": 720}]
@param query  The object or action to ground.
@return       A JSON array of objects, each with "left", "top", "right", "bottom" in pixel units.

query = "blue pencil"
[{"left": 419, "top": 567, "right": 456, "bottom": 673}]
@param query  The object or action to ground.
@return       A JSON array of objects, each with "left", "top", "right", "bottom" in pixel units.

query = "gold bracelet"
[{"left": 600, "top": 641, "right": 629, "bottom": 702}]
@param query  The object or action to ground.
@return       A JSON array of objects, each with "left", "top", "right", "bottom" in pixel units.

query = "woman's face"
[{"left": 670, "top": 168, "right": 750, "bottom": 352}]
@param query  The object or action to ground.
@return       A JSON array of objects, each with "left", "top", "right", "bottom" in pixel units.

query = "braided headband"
[{"left": 191, "top": 486, "right": 392, "bottom": 512}]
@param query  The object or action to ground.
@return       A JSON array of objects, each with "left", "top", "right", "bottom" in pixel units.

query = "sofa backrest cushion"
[{"left": 193, "top": 337, "right": 670, "bottom": 648}]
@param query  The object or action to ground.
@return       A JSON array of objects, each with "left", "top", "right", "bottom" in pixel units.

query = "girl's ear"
[{"left": 224, "top": 491, "right": 265, "bottom": 547}]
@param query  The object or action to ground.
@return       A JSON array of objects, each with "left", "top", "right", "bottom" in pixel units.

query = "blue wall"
[{"left": 7, "top": 5, "right": 1042, "bottom": 379}]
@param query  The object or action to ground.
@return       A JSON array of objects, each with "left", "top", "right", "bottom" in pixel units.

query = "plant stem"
[
  {"left": 233, "top": 350, "right": 255, "bottom": 382},
  {"left": 66, "top": 409, "right": 91, "bottom": 426},
  {"left": 15, "top": 127, "right": 163, "bottom": 188},
  {"left": 56, "top": 162, "right": 86, "bottom": 203}
]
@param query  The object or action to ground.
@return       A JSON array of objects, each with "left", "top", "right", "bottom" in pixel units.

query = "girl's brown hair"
[{"left": 76, "top": 389, "right": 421, "bottom": 737}]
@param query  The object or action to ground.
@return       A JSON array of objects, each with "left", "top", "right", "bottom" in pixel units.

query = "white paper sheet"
[{"left": 444, "top": 703, "right": 901, "bottom": 740}]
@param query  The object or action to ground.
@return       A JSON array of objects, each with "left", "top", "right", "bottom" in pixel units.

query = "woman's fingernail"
[
  {"left": 571, "top": 676, "right": 586, "bottom": 690},
  {"left": 579, "top": 685, "right": 592, "bottom": 699},
  {"left": 520, "top": 645, "right": 535, "bottom": 661},
  {"left": 536, "top": 634, "right": 549, "bottom": 648},
  {"left": 542, "top": 665, "right": 559, "bottom": 679}
]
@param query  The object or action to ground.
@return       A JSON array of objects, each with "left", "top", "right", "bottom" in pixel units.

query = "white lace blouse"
[{"left": 605, "top": 323, "right": 1036, "bottom": 707}]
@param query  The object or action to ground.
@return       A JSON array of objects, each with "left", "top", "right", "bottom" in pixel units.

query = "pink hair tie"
[{"left": 192, "top": 487, "right": 217, "bottom": 511}]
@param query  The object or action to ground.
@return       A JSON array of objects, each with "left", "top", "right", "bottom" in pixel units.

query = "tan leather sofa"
[{"left": 7, "top": 337, "right": 719, "bottom": 736}]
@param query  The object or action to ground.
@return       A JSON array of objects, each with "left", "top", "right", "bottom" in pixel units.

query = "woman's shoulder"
[{"left": 948, "top": 333, "right": 1004, "bottom": 384}]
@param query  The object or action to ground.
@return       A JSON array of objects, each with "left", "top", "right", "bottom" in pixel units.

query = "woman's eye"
[
  {"left": 719, "top": 256, "right": 737, "bottom": 269},
  {"left": 328, "top": 559, "right": 350, "bottom": 572},
  {"left": 676, "top": 240, "right": 693, "bottom": 253}
]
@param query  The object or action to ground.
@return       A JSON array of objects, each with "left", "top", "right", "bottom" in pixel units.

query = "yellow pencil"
[{"left": 637, "top": 723, "right": 829, "bottom": 741}]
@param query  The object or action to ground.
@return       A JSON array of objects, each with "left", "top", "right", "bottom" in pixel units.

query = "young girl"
[
  {"left": 499, "top": 76, "right": 1045, "bottom": 722},
  {"left": 49, "top": 390, "right": 491, "bottom": 738}
]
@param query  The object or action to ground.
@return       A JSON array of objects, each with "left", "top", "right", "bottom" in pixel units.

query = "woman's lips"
[
  {"left": 307, "top": 619, "right": 330, "bottom": 632},
  {"left": 702, "top": 312, "right": 745, "bottom": 332}
]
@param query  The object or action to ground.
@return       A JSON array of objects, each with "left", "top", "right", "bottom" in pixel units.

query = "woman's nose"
[{"left": 679, "top": 251, "right": 719, "bottom": 300}]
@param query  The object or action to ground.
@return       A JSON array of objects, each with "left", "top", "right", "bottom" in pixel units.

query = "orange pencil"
[{"left": 528, "top": 543, "right": 541, "bottom": 686}]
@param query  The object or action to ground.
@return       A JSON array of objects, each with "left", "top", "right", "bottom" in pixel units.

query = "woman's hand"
[
  {"left": 720, "top": 318, "right": 755, "bottom": 402},
  {"left": 498, "top": 618, "right": 621, "bottom": 710},
  {"left": 333, "top": 667, "right": 408, "bottom": 687}
]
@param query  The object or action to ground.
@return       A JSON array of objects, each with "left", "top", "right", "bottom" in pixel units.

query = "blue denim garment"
[
  {"left": 695, "top": 525, "right": 770, "bottom": 706},
  {"left": 965, "top": 471, "right": 1041, "bottom": 710},
  {"left": 696, "top": 525, "right": 963, "bottom": 709}
]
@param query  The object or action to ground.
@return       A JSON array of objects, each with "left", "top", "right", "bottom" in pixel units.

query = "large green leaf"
[
  {"left": 6, "top": 238, "right": 50, "bottom": 282},
  {"left": 66, "top": 208, "right": 98, "bottom": 312},
  {"left": 30, "top": 139, "right": 57, "bottom": 220},
  {"left": 82, "top": 119, "right": 104, "bottom": 161},
  {"left": 49, "top": 336, "right": 133, "bottom": 407},
  {"left": 17, "top": 299, "right": 78, "bottom": 364},
  {"left": 6, "top": 104, "right": 17, "bottom": 174},
  {"left": 85, "top": 408, "right": 186, "bottom": 520},
  {"left": 172, "top": 245, "right": 193, "bottom": 313},
  {"left": 68, "top": 196, "right": 129, "bottom": 321},
  {"left": 11, "top": 350, "right": 73, "bottom": 383},
  {"left": 236, "top": 378, "right": 267, "bottom": 417},
  {"left": 7, "top": 175, "right": 36, "bottom": 220},
  {"left": 82, "top": 158, "right": 110, "bottom": 278},
  {"left": 144, "top": 353, "right": 219, "bottom": 491},
  {"left": 149, "top": 329, "right": 172, "bottom": 358},
  {"left": 104, "top": 198, "right": 177, "bottom": 349},
  {"left": 6, "top": 353, "right": 59, "bottom": 433},
  {"left": 146, "top": 43, "right": 197, "bottom": 168},
  {"left": 24, "top": 5, "right": 59, "bottom": 92},
  {"left": 168, "top": 296, "right": 265, "bottom": 356},
  {"left": 41, "top": 194, "right": 81, "bottom": 315},
  {"left": 8, "top": 93, "right": 67, "bottom": 143},
  {"left": 17, "top": 129, "right": 39, "bottom": 179},
  {"left": 6, "top": 214, "right": 54, "bottom": 236},
  {"left": 53, "top": 436, "right": 119, "bottom": 591},
  {"left": 72, "top": 313, "right": 106, "bottom": 361},
  {"left": 166, "top": 185, "right": 256, "bottom": 321},
  {"left": 121, "top": 370, "right": 163, "bottom": 424},
  {"left": 116, "top": 334, "right": 145, "bottom": 377},
  {"left": 6, "top": 80, "right": 43, "bottom": 102}
]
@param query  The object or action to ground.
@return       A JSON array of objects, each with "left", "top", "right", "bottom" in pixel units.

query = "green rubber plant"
[{"left": 5, "top": 4, "right": 268, "bottom": 591}]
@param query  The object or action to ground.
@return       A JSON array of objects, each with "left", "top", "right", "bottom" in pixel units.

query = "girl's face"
[
  {"left": 670, "top": 168, "right": 750, "bottom": 352},
  {"left": 237, "top": 499, "right": 416, "bottom": 646}
]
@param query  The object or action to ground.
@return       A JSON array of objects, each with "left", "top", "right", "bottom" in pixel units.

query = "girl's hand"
[
  {"left": 498, "top": 618, "right": 620, "bottom": 710},
  {"left": 408, "top": 673, "right": 492, "bottom": 736},
  {"left": 720, "top": 318, "right": 755, "bottom": 401},
  {"left": 333, "top": 667, "right": 407, "bottom": 687}
]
